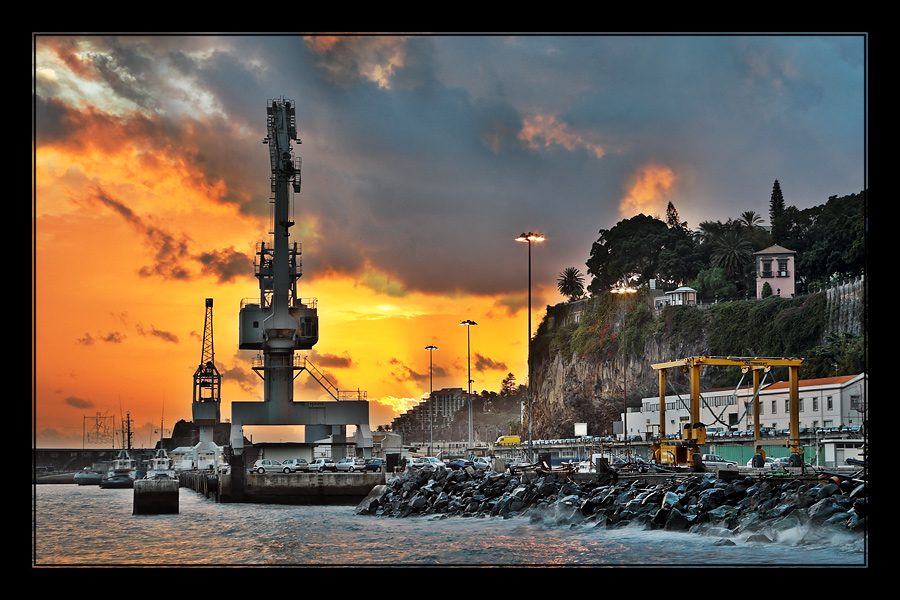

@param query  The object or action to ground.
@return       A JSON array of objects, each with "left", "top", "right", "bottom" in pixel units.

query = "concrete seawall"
[{"left": 180, "top": 470, "right": 386, "bottom": 504}]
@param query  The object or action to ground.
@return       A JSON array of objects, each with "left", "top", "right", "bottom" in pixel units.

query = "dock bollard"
[{"left": 133, "top": 478, "right": 179, "bottom": 515}]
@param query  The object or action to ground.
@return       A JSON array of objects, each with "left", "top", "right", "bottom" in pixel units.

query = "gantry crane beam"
[{"left": 651, "top": 356, "right": 805, "bottom": 468}]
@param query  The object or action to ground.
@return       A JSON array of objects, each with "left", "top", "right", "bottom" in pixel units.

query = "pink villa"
[{"left": 754, "top": 244, "right": 797, "bottom": 298}]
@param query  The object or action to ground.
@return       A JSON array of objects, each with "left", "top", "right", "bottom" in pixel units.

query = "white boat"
[
  {"left": 74, "top": 467, "right": 104, "bottom": 486},
  {"left": 145, "top": 448, "right": 177, "bottom": 480},
  {"left": 100, "top": 450, "right": 138, "bottom": 489}
]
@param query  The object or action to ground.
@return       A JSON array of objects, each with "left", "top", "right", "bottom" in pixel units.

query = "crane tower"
[
  {"left": 237, "top": 99, "right": 317, "bottom": 424},
  {"left": 229, "top": 98, "right": 371, "bottom": 457},
  {"left": 192, "top": 298, "right": 221, "bottom": 428}
]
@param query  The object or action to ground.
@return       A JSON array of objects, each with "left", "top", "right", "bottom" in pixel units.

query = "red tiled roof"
[
  {"left": 762, "top": 375, "right": 858, "bottom": 390},
  {"left": 697, "top": 374, "right": 859, "bottom": 394}
]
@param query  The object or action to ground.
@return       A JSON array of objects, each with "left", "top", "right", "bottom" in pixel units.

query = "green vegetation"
[
  {"left": 537, "top": 184, "right": 867, "bottom": 387},
  {"left": 586, "top": 184, "right": 866, "bottom": 300},
  {"left": 537, "top": 287, "right": 864, "bottom": 387}
]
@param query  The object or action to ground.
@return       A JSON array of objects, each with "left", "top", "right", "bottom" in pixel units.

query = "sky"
[{"left": 32, "top": 33, "right": 867, "bottom": 448}]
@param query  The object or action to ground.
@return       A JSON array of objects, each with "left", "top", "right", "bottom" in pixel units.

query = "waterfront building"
[{"left": 626, "top": 373, "right": 867, "bottom": 440}]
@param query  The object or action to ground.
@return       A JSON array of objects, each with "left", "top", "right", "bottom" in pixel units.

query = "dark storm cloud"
[
  {"left": 285, "top": 35, "right": 865, "bottom": 300},
  {"left": 64, "top": 395, "right": 95, "bottom": 409},
  {"left": 197, "top": 247, "right": 255, "bottom": 284},
  {"left": 39, "top": 34, "right": 865, "bottom": 302},
  {"left": 473, "top": 352, "right": 507, "bottom": 373}
]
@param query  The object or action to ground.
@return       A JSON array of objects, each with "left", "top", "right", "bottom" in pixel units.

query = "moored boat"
[
  {"left": 145, "top": 448, "right": 177, "bottom": 480},
  {"left": 74, "top": 467, "right": 104, "bottom": 486},
  {"left": 100, "top": 450, "right": 138, "bottom": 489}
]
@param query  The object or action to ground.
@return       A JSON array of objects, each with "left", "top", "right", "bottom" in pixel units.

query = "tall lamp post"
[
  {"left": 611, "top": 283, "right": 636, "bottom": 459},
  {"left": 460, "top": 319, "right": 477, "bottom": 446},
  {"left": 515, "top": 232, "right": 544, "bottom": 460},
  {"left": 425, "top": 344, "right": 438, "bottom": 456}
]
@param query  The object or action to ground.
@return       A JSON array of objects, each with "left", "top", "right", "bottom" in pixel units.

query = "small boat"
[
  {"left": 144, "top": 448, "right": 177, "bottom": 480},
  {"left": 100, "top": 450, "right": 138, "bottom": 489},
  {"left": 74, "top": 467, "right": 104, "bottom": 486},
  {"left": 100, "top": 471, "right": 134, "bottom": 488}
]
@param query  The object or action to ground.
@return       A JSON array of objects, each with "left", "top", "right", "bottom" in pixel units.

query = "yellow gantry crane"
[{"left": 650, "top": 356, "right": 804, "bottom": 469}]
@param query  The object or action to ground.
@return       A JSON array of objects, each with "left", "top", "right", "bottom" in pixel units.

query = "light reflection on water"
[{"left": 33, "top": 485, "right": 867, "bottom": 567}]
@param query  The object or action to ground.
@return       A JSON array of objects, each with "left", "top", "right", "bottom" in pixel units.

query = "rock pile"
[{"left": 357, "top": 465, "right": 867, "bottom": 542}]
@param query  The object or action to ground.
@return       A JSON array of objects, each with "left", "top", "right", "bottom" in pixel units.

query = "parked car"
[
  {"left": 770, "top": 456, "right": 792, "bottom": 468},
  {"left": 310, "top": 458, "right": 336, "bottom": 472},
  {"left": 408, "top": 456, "right": 445, "bottom": 469},
  {"left": 447, "top": 458, "right": 474, "bottom": 470},
  {"left": 364, "top": 458, "right": 385, "bottom": 472},
  {"left": 251, "top": 458, "right": 289, "bottom": 474},
  {"left": 281, "top": 458, "right": 309, "bottom": 473},
  {"left": 746, "top": 456, "right": 775, "bottom": 467},
  {"left": 472, "top": 457, "right": 493, "bottom": 471},
  {"left": 336, "top": 457, "right": 367, "bottom": 472},
  {"left": 700, "top": 454, "right": 737, "bottom": 468}
]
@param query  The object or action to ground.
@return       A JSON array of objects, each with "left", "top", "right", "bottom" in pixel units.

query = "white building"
[{"left": 626, "top": 373, "right": 867, "bottom": 439}]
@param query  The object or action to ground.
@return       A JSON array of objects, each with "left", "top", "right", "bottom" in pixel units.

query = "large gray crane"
[{"left": 229, "top": 98, "right": 371, "bottom": 460}]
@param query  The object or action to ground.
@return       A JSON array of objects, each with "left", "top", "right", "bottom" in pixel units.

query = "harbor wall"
[{"left": 180, "top": 469, "right": 386, "bottom": 505}]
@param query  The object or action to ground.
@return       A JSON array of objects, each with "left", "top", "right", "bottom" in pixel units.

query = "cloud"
[
  {"left": 77, "top": 331, "right": 125, "bottom": 345},
  {"left": 64, "top": 395, "right": 95, "bottom": 409},
  {"left": 386, "top": 357, "right": 448, "bottom": 384},
  {"left": 619, "top": 163, "right": 678, "bottom": 219},
  {"left": 518, "top": 114, "right": 606, "bottom": 159},
  {"left": 309, "top": 349, "right": 355, "bottom": 369},
  {"left": 305, "top": 35, "right": 412, "bottom": 89},
  {"left": 473, "top": 352, "right": 507, "bottom": 373},
  {"left": 374, "top": 395, "right": 420, "bottom": 414},
  {"left": 137, "top": 324, "right": 179, "bottom": 344},
  {"left": 197, "top": 247, "right": 255, "bottom": 284}
]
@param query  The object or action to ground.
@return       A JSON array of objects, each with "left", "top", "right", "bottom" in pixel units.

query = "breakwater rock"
[{"left": 357, "top": 466, "right": 867, "bottom": 542}]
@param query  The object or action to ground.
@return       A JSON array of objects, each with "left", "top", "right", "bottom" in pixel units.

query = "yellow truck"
[{"left": 495, "top": 435, "right": 521, "bottom": 446}]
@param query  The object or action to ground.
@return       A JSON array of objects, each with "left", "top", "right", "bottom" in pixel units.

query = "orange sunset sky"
[{"left": 33, "top": 34, "right": 866, "bottom": 448}]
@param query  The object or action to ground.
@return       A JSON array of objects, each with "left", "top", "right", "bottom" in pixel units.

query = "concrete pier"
[
  {"left": 133, "top": 478, "right": 179, "bottom": 514},
  {"left": 179, "top": 469, "right": 386, "bottom": 505}
]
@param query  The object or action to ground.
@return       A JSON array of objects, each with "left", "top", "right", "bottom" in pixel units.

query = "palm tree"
[
  {"left": 710, "top": 231, "right": 754, "bottom": 277},
  {"left": 557, "top": 267, "right": 585, "bottom": 301},
  {"left": 739, "top": 211, "right": 763, "bottom": 229}
]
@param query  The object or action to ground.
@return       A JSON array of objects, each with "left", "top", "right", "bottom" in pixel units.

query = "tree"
[
  {"left": 795, "top": 191, "right": 866, "bottom": 285},
  {"left": 769, "top": 180, "right": 787, "bottom": 244},
  {"left": 739, "top": 210, "right": 763, "bottom": 229},
  {"left": 666, "top": 201, "right": 687, "bottom": 230},
  {"left": 557, "top": 267, "right": 585, "bottom": 301},
  {"left": 690, "top": 267, "right": 737, "bottom": 300},
  {"left": 500, "top": 373, "right": 517, "bottom": 396},
  {"left": 710, "top": 230, "right": 754, "bottom": 277},
  {"left": 586, "top": 214, "right": 702, "bottom": 294}
]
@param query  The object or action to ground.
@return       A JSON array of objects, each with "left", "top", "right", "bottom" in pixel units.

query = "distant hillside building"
[
  {"left": 755, "top": 244, "right": 797, "bottom": 298},
  {"left": 391, "top": 387, "right": 472, "bottom": 441}
]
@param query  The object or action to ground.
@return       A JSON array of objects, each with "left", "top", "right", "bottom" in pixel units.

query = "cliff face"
[{"left": 530, "top": 324, "right": 706, "bottom": 440}]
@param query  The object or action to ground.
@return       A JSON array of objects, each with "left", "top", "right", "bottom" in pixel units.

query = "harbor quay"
[{"left": 179, "top": 468, "right": 388, "bottom": 505}]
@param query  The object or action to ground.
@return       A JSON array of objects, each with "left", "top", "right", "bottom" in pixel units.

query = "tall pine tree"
[{"left": 769, "top": 180, "right": 787, "bottom": 244}]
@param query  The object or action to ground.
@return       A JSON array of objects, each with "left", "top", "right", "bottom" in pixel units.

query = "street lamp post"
[
  {"left": 460, "top": 319, "right": 477, "bottom": 447},
  {"left": 425, "top": 344, "right": 438, "bottom": 456},
  {"left": 515, "top": 232, "right": 544, "bottom": 460},
  {"left": 611, "top": 283, "right": 636, "bottom": 459}
]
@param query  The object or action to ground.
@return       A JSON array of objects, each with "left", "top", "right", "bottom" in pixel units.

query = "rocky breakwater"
[{"left": 357, "top": 465, "right": 867, "bottom": 544}]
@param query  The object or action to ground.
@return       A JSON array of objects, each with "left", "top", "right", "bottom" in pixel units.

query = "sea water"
[{"left": 32, "top": 484, "right": 868, "bottom": 567}]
